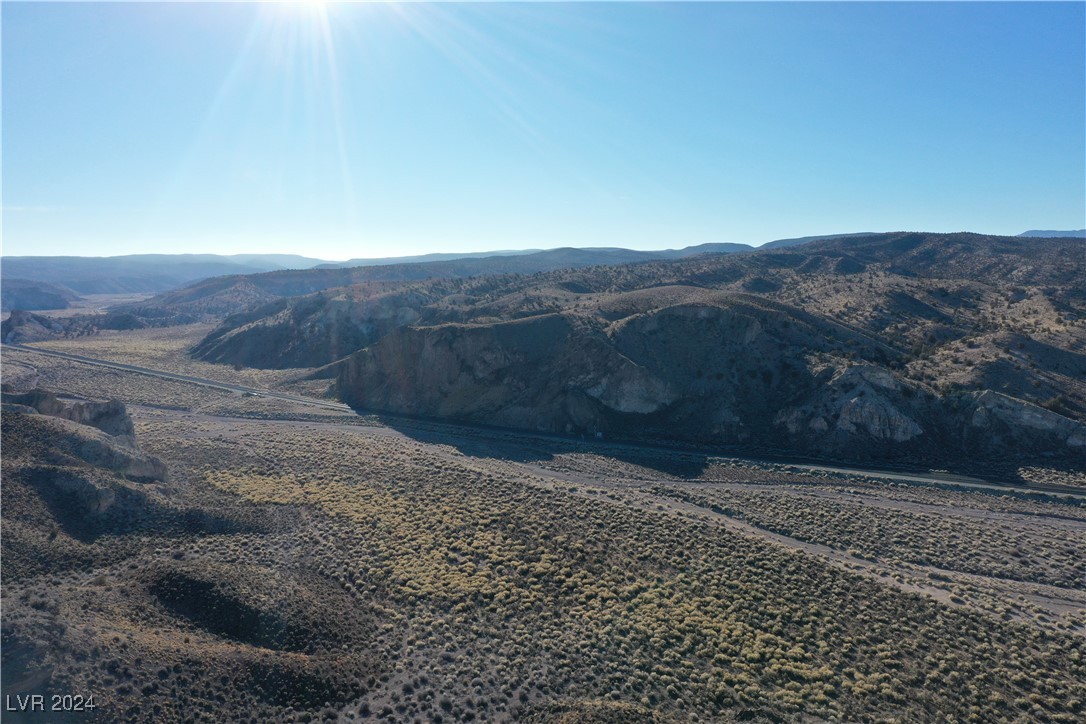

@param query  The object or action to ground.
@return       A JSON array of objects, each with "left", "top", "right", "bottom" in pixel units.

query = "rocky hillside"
[
  {"left": 0, "top": 385, "right": 175, "bottom": 584},
  {"left": 2, "top": 309, "right": 70, "bottom": 343},
  {"left": 335, "top": 296, "right": 893, "bottom": 438},
  {"left": 179, "top": 232, "right": 1086, "bottom": 465},
  {"left": 2, "top": 307, "right": 152, "bottom": 343},
  {"left": 333, "top": 294, "right": 1084, "bottom": 465},
  {"left": 106, "top": 243, "right": 772, "bottom": 322},
  {"left": 1, "top": 388, "right": 167, "bottom": 480}
]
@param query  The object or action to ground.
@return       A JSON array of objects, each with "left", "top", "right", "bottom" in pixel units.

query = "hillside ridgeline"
[{"left": 184, "top": 232, "right": 1085, "bottom": 466}]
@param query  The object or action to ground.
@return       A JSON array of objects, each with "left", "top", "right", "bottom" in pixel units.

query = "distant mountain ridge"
[
  {"left": 1, "top": 236, "right": 869, "bottom": 299},
  {"left": 1, "top": 253, "right": 332, "bottom": 295},
  {"left": 1, "top": 278, "right": 80, "bottom": 312},
  {"left": 1018, "top": 230, "right": 1086, "bottom": 238},
  {"left": 100, "top": 244, "right": 767, "bottom": 320},
  {"left": 760, "top": 232, "right": 880, "bottom": 249},
  {"left": 316, "top": 242, "right": 760, "bottom": 270},
  {"left": 315, "top": 249, "right": 543, "bottom": 269}
]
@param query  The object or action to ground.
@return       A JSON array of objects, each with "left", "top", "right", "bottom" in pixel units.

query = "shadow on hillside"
[
  {"left": 18, "top": 466, "right": 280, "bottom": 545},
  {"left": 376, "top": 413, "right": 1086, "bottom": 495},
  {"left": 377, "top": 415, "right": 711, "bottom": 479}
]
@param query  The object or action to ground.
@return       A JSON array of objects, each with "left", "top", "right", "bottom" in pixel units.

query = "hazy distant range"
[
  {"left": 0, "top": 237, "right": 830, "bottom": 300},
  {"left": 2, "top": 230, "right": 1081, "bottom": 308}
]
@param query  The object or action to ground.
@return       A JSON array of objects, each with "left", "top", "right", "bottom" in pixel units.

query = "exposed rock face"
[
  {"left": 824, "top": 366, "right": 923, "bottom": 443},
  {"left": 1, "top": 388, "right": 166, "bottom": 481},
  {"left": 337, "top": 314, "right": 665, "bottom": 433},
  {"left": 969, "top": 390, "right": 1086, "bottom": 449},
  {"left": 335, "top": 300, "right": 878, "bottom": 445},
  {"left": 3, "top": 388, "right": 136, "bottom": 440},
  {"left": 775, "top": 364, "right": 925, "bottom": 447},
  {"left": 191, "top": 290, "right": 432, "bottom": 369},
  {"left": 335, "top": 299, "right": 1084, "bottom": 464},
  {"left": 60, "top": 418, "right": 169, "bottom": 481},
  {"left": 584, "top": 362, "right": 676, "bottom": 414},
  {"left": 836, "top": 395, "right": 923, "bottom": 443},
  {"left": 1, "top": 309, "right": 67, "bottom": 343},
  {"left": 51, "top": 469, "right": 120, "bottom": 514}
]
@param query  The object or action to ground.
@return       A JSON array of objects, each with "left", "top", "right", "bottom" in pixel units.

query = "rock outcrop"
[
  {"left": 776, "top": 365, "right": 925, "bottom": 446},
  {"left": 1, "top": 309, "right": 67, "bottom": 343},
  {"left": 1, "top": 388, "right": 167, "bottom": 481},
  {"left": 191, "top": 289, "right": 432, "bottom": 369},
  {"left": 335, "top": 300, "right": 884, "bottom": 446},
  {"left": 336, "top": 313, "right": 670, "bottom": 433},
  {"left": 3, "top": 388, "right": 137, "bottom": 440},
  {"left": 968, "top": 390, "right": 1086, "bottom": 449},
  {"left": 44, "top": 416, "right": 168, "bottom": 481}
]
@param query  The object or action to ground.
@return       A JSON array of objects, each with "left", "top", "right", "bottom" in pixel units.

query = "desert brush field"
[{"left": 2, "top": 343, "right": 1084, "bottom": 722}]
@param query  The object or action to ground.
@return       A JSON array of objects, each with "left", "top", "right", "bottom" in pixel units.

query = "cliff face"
[
  {"left": 1, "top": 388, "right": 167, "bottom": 481},
  {"left": 3, "top": 388, "right": 137, "bottom": 439},
  {"left": 336, "top": 314, "right": 664, "bottom": 433},
  {"left": 32, "top": 415, "right": 169, "bottom": 482},
  {"left": 333, "top": 299, "right": 901, "bottom": 449},
  {"left": 776, "top": 365, "right": 926, "bottom": 446},
  {"left": 333, "top": 300, "right": 1086, "bottom": 464},
  {"left": 968, "top": 390, "right": 1086, "bottom": 450}
]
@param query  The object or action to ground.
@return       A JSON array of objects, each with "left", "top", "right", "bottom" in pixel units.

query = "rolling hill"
[
  {"left": 179, "top": 231, "right": 1085, "bottom": 467},
  {"left": 0, "top": 253, "right": 331, "bottom": 295},
  {"left": 1018, "top": 230, "right": 1086, "bottom": 238},
  {"left": 1, "top": 278, "right": 80, "bottom": 312},
  {"left": 312, "top": 242, "right": 757, "bottom": 269},
  {"left": 107, "top": 243, "right": 759, "bottom": 321}
]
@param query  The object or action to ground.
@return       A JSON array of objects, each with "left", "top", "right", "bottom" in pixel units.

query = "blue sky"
[{"left": 3, "top": 1, "right": 1084, "bottom": 260}]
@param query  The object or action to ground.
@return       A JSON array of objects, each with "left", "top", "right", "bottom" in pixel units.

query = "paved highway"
[
  {"left": 4, "top": 342, "right": 1083, "bottom": 500},
  {"left": 2, "top": 343, "right": 353, "bottom": 413}
]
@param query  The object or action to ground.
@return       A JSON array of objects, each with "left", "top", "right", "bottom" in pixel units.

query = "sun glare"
[{"left": 279, "top": 0, "right": 329, "bottom": 18}]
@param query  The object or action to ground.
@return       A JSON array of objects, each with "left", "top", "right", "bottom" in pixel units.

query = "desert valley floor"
[{"left": 2, "top": 326, "right": 1085, "bottom": 722}]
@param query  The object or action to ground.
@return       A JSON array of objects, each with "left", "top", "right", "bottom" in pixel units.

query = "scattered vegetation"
[
  {"left": 8, "top": 399, "right": 1082, "bottom": 721},
  {"left": 4, "top": 233, "right": 1084, "bottom": 722}
]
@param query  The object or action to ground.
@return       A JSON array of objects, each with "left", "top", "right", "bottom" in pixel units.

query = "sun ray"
[
  {"left": 314, "top": 3, "right": 358, "bottom": 224},
  {"left": 155, "top": 1, "right": 359, "bottom": 232}
]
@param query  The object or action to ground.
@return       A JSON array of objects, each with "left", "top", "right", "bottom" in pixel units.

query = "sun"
[
  {"left": 274, "top": 0, "right": 333, "bottom": 24},
  {"left": 283, "top": 0, "right": 328, "bottom": 15}
]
